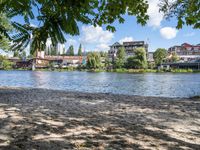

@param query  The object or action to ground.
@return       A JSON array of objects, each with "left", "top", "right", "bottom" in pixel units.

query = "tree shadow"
[{"left": 0, "top": 88, "right": 200, "bottom": 149}]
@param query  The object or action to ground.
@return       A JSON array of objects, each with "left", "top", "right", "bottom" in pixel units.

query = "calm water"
[{"left": 0, "top": 70, "right": 200, "bottom": 97}]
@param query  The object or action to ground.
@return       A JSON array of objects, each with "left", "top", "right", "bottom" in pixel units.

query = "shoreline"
[
  {"left": 0, "top": 86, "right": 196, "bottom": 99},
  {"left": 1, "top": 68, "right": 200, "bottom": 73},
  {"left": 0, "top": 87, "right": 200, "bottom": 149}
]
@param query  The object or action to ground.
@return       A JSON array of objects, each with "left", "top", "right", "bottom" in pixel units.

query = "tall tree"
[
  {"left": 62, "top": 48, "right": 65, "bottom": 56},
  {"left": 13, "top": 51, "right": 19, "bottom": 57},
  {"left": 159, "top": 0, "right": 200, "bottom": 29},
  {"left": 87, "top": 52, "right": 101, "bottom": 69},
  {"left": 115, "top": 47, "right": 125, "bottom": 68},
  {"left": 68, "top": 45, "right": 74, "bottom": 56},
  {"left": 126, "top": 48, "right": 147, "bottom": 69},
  {"left": 78, "top": 44, "right": 82, "bottom": 56},
  {"left": 153, "top": 48, "right": 167, "bottom": 65}
]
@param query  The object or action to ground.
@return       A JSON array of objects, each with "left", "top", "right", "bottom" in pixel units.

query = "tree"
[
  {"left": 126, "top": 48, "right": 147, "bottom": 69},
  {"left": 159, "top": 0, "right": 200, "bottom": 29},
  {"left": 13, "top": 51, "right": 19, "bottom": 57},
  {"left": 0, "top": 0, "right": 149, "bottom": 53},
  {"left": 87, "top": 52, "right": 101, "bottom": 69},
  {"left": 0, "top": 55, "right": 13, "bottom": 70},
  {"left": 68, "top": 45, "right": 74, "bottom": 56},
  {"left": 19, "top": 51, "right": 26, "bottom": 60},
  {"left": 78, "top": 44, "right": 82, "bottom": 56},
  {"left": 153, "top": 48, "right": 167, "bottom": 65},
  {"left": 100, "top": 51, "right": 107, "bottom": 57},
  {"left": 114, "top": 47, "right": 125, "bottom": 68},
  {"left": 62, "top": 48, "right": 66, "bottom": 56},
  {"left": 170, "top": 52, "right": 180, "bottom": 63},
  {"left": 0, "top": 13, "right": 13, "bottom": 51}
]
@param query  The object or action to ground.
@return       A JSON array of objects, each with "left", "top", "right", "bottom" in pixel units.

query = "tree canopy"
[
  {"left": 78, "top": 44, "right": 82, "bottom": 56},
  {"left": 87, "top": 52, "right": 101, "bottom": 69},
  {"left": 159, "top": 0, "right": 200, "bottom": 29},
  {"left": 0, "top": 13, "right": 13, "bottom": 50},
  {"left": 126, "top": 48, "right": 147, "bottom": 69},
  {"left": 68, "top": 45, "right": 74, "bottom": 56},
  {"left": 114, "top": 47, "right": 126, "bottom": 69},
  {"left": 153, "top": 48, "right": 167, "bottom": 65},
  {"left": 0, "top": 0, "right": 149, "bottom": 53}
]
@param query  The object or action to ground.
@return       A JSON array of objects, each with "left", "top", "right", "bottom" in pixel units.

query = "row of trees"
[
  {"left": 0, "top": 55, "right": 13, "bottom": 70},
  {"left": 153, "top": 48, "right": 180, "bottom": 66},
  {"left": 86, "top": 47, "right": 148, "bottom": 70},
  {"left": 114, "top": 47, "right": 147, "bottom": 69},
  {"left": 0, "top": 0, "right": 198, "bottom": 57},
  {"left": 45, "top": 44, "right": 83, "bottom": 56},
  {"left": 86, "top": 47, "right": 180, "bottom": 70}
]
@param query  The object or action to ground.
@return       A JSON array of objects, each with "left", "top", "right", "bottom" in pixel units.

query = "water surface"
[{"left": 0, "top": 70, "right": 200, "bottom": 97}]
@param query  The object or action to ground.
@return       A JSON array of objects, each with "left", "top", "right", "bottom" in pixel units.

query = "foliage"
[
  {"left": 126, "top": 48, "right": 147, "bottom": 69},
  {"left": 19, "top": 51, "right": 26, "bottom": 60},
  {"left": 170, "top": 69, "right": 193, "bottom": 73},
  {"left": 159, "top": 0, "right": 200, "bottom": 29},
  {"left": 114, "top": 47, "right": 125, "bottom": 68},
  {"left": 78, "top": 44, "right": 82, "bottom": 56},
  {"left": 0, "top": 0, "right": 149, "bottom": 53},
  {"left": 87, "top": 52, "right": 101, "bottom": 69},
  {"left": 148, "top": 62, "right": 155, "bottom": 69},
  {"left": 50, "top": 46, "right": 57, "bottom": 56},
  {"left": 170, "top": 52, "right": 180, "bottom": 63},
  {"left": 0, "top": 13, "right": 13, "bottom": 50},
  {"left": 0, "top": 55, "right": 13, "bottom": 70},
  {"left": 68, "top": 45, "right": 74, "bottom": 56},
  {"left": 153, "top": 48, "right": 167, "bottom": 65},
  {"left": 13, "top": 51, "right": 19, "bottom": 57},
  {"left": 100, "top": 51, "right": 107, "bottom": 57}
]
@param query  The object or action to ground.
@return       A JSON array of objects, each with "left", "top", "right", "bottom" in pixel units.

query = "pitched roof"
[{"left": 111, "top": 42, "right": 122, "bottom": 47}]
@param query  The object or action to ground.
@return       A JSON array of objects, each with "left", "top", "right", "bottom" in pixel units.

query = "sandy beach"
[{"left": 0, "top": 87, "right": 200, "bottom": 150}]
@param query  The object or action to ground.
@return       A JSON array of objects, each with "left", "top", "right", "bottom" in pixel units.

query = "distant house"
[
  {"left": 108, "top": 41, "right": 148, "bottom": 62},
  {"left": 168, "top": 43, "right": 200, "bottom": 62}
]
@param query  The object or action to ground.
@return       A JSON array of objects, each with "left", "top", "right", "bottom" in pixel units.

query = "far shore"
[
  {"left": 1, "top": 68, "right": 200, "bottom": 73},
  {"left": 0, "top": 87, "right": 200, "bottom": 149}
]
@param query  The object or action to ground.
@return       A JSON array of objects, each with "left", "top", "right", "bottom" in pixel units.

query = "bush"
[{"left": 170, "top": 69, "right": 193, "bottom": 73}]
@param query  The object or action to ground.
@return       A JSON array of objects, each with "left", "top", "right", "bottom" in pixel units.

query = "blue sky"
[{"left": 1, "top": 0, "right": 199, "bottom": 55}]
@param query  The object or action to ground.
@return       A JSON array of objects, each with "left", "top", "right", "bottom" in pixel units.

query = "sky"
[{"left": 0, "top": 0, "right": 199, "bottom": 55}]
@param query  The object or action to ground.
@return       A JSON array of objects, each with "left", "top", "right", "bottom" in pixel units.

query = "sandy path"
[{"left": 0, "top": 87, "right": 200, "bottom": 150}]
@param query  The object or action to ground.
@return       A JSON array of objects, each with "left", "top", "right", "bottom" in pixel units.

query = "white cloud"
[
  {"left": 147, "top": 0, "right": 164, "bottom": 28},
  {"left": 160, "top": 27, "right": 178, "bottom": 39},
  {"left": 66, "top": 39, "right": 77, "bottom": 46},
  {"left": 119, "top": 36, "right": 134, "bottom": 44},
  {"left": 80, "top": 25, "right": 114, "bottom": 51},
  {"left": 80, "top": 25, "right": 114, "bottom": 44},
  {"left": 95, "top": 44, "right": 110, "bottom": 51},
  {"left": 184, "top": 32, "right": 195, "bottom": 37}
]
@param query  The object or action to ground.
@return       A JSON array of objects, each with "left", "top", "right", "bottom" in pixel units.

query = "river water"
[{"left": 0, "top": 70, "right": 200, "bottom": 97}]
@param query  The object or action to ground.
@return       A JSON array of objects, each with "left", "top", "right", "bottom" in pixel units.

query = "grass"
[{"left": 170, "top": 69, "right": 193, "bottom": 73}]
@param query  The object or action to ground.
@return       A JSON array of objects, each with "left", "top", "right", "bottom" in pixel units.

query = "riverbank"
[
  {"left": 6, "top": 68, "right": 200, "bottom": 73},
  {"left": 0, "top": 87, "right": 200, "bottom": 149}
]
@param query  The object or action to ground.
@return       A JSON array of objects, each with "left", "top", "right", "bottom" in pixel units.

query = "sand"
[{"left": 0, "top": 87, "right": 200, "bottom": 150}]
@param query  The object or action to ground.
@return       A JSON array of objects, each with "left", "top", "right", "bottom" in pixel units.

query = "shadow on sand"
[{"left": 0, "top": 88, "right": 200, "bottom": 149}]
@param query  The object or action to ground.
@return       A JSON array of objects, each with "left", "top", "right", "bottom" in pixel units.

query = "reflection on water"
[{"left": 0, "top": 70, "right": 200, "bottom": 97}]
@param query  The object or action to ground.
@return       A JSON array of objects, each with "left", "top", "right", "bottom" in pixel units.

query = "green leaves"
[
  {"left": 0, "top": 0, "right": 150, "bottom": 53},
  {"left": 115, "top": 47, "right": 126, "bottom": 69},
  {"left": 153, "top": 48, "right": 167, "bottom": 65},
  {"left": 126, "top": 48, "right": 147, "bottom": 69},
  {"left": 87, "top": 52, "right": 101, "bottom": 69},
  {"left": 159, "top": 0, "right": 200, "bottom": 29}
]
